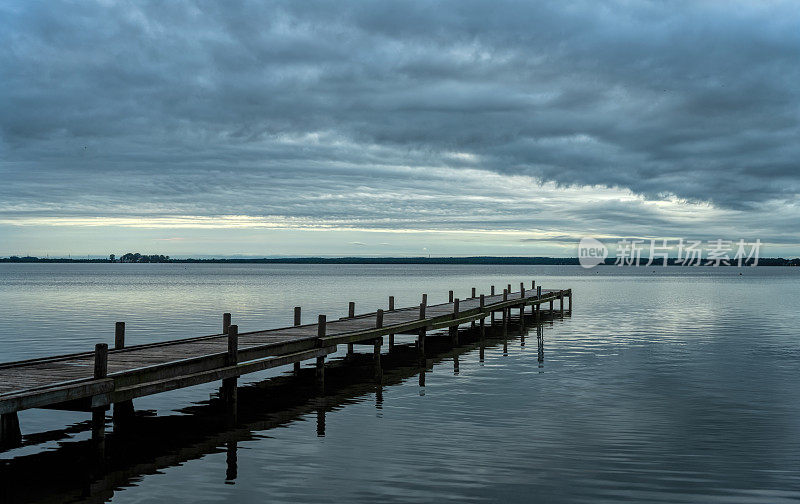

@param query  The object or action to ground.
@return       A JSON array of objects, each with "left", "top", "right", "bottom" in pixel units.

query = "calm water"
[{"left": 1, "top": 263, "right": 800, "bottom": 503}]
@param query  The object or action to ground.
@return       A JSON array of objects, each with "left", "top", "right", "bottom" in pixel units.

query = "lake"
[{"left": 1, "top": 263, "right": 799, "bottom": 503}]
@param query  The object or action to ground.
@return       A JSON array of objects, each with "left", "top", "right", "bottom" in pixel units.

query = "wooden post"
[
  {"left": 559, "top": 291, "right": 564, "bottom": 317},
  {"left": 507, "top": 284, "right": 512, "bottom": 294},
  {"left": 503, "top": 289, "right": 508, "bottom": 301},
  {"left": 550, "top": 298, "right": 554, "bottom": 314},
  {"left": 536, "top": 286, "right": 542, "bottom": 321},
  {"left": 112, "top": 322, "right": 134, "bottom": 430},
  {"left": 479, "top": 294, "right": 486, "bottom": 341},
  {"left": 347, "top": 302, "right": 355, "bottom": 356},
  {"left": 418, "top": 301, "right": 426, "bottom": 356},
  {"left": 374, "top": 310, "right": 383, "bottom": 382},
  {"left": 0, "top": 412, "right": 21, "bottom": 449},
  {"left": 520, "top": 283, "right": 526, "bottom": 317},
  {"left": 388, "top": 296, "right": 395, "bottom": 349},
  {"left": 449, "top": 290, "right": 453, "bottom": 303},
  {"left": 223, "top": 325, "right": 238, "bottom": 424},
  {"left": 114, "top": 321, "right": 125, "bottom": 349},
  {"left": 223, "top": 313, "right": 231, "bottom": 335},
  {"left": 502, "top": 306, "right": 508, "bottom": 337},
  {"left": 422, "top": 293, "right": 427, "bottom": 306},
  {"left": 532, "top": 280, "right": 536, "bottom": 290},
  {"left": 450, "top": 298, "right": 460, "bottom": 345},
  {"left": 471, "top": 287, "right": 476, "bottom": 298},
  {"left": 293, "top": 309, "right": 302, "bottom": 374},
  {"left": 316, "top": 315, "right": 326, "bottom": 394},
  {"left": 491, "top": 285, "right": 496, "bottom": 323},
  {"left": 568, "top": 289, "right": 573, "bottom": 314},
  {"left": 92, "top": 343, "right": 108, "bottom": 447}
]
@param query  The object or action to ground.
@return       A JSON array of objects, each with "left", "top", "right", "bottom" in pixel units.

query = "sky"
[{"left": 1, "top": 0, "right": 799, "bottom": 258}]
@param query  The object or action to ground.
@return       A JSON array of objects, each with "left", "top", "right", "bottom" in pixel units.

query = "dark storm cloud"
[{"left": 0, "top": 0, "right": 798, "bottom": 238}]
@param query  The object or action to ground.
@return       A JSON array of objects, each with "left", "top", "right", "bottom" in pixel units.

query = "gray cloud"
[{"left": 1, "top": 0, "right": 799, "bottom": 252}]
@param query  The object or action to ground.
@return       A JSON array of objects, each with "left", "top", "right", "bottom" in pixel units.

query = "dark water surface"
[{"left": 1, "top": 264, "right": 799, "bottom": 503}]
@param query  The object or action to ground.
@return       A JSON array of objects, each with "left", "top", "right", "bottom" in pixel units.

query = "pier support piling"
[
  {"left": 418, "top": 299, "right": 427, "bottom": 359},
  {"left": 316, "top": 315, "right": 326, "bottom": 394},
  {"left": 293, "top": 308, "right": 303, "bottom": 374},
  {"left": 222, "top": 325, "right": 238, "bottom": 424},
  {"left": 112, "top": 322, "right": 135, "bottom": 431},
  {"left": 92, "top": 343, "right": 108, "bottom": 461},
  {"left": 450, "top": 298, "right": 460, "bottom": 345},
  {"left": 388, "top": 296, "right": 395, "bottom": 350},
  {"left": 347, "top": 302, "right": 355, "bottom": 357},
  {"left": 374, "top": 309, "right": 384, "bottom": 383}
]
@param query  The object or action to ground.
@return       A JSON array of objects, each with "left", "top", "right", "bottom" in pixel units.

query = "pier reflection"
[{"left": 0, "top": 310, "right": 559, "bottom": 504}]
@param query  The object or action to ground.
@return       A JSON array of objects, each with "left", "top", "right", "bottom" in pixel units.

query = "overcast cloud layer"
[{"left": 1, "top": 1, "right": 799, "bottom": 256}]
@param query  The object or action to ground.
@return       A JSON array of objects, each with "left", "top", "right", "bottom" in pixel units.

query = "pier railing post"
[
  {"left": 223, "top": 325, "right": 238, "bottom": 424},
  {"left": 92, "top": 343, "right": 108, "bottom": 452},
  {"left": 293, "top": 309, "right": 303, "bottom": 374},
  {"left": 316, "top": 315, "right": 326, "bottom": 394},
  {"left": 450, "top": 298, "right": 460, "bottom": 345},
  {"left": 536, "top": 286, "right": 542, "bottom": 320},
  {"left": 491, "top": 285, "right": 496, "bottom": 324},
  {"left": 520, "top": 283, "right": 526, "bottom": 317},
  {"left": 347, "top": 302, "right": 355, "bottom": 357},
  {"left": 418, "top": 299, "right": 427, "bottom": 357},
  {"left": 471, "top": 287, "right": 476, "bottom": 298},
  {"left": 112, "top": 322, "right": 135, "bottom": 431},
  {"left": 479, "top": 294, "right": 486, "bottom": 341},
  {"left": 223, "top": 313, "right": 231, "bottom": 335},
  {"left": 374, "top": 310, "right": 383, "bottom": 382},
  {"left": 388, "top": 296, "right": 395, "bottom": 350},
  {"left": 114, "top": 321, "right": 125, "bottom": 349},
  {"left": 449, "top": 290, "right": 453, "bottom": 303},
  {"left": 502, "top": 291, "right": 508, "bottom": 337}
]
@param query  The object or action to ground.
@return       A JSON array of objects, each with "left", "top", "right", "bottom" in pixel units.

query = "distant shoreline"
[{"left": 1, "top": 256, "right": 798, "bottom": 266}]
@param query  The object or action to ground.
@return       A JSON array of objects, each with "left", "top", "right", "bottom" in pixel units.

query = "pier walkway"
[{"left": 0, "top": 282, "right": 572, "bottom": 449}]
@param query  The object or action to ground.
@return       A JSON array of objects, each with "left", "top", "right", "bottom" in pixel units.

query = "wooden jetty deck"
[{"left": 0, "top": 282, "right": 572, "bottom": 450}]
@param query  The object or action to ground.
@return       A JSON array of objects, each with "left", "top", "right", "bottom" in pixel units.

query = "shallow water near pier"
[{"left": 1, "top": 263, "right": 800, "bottom": 503}]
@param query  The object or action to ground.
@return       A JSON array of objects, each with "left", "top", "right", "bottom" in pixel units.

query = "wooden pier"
[{"left": 0, "top": 282, "right": 572, "bottom": 450}]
